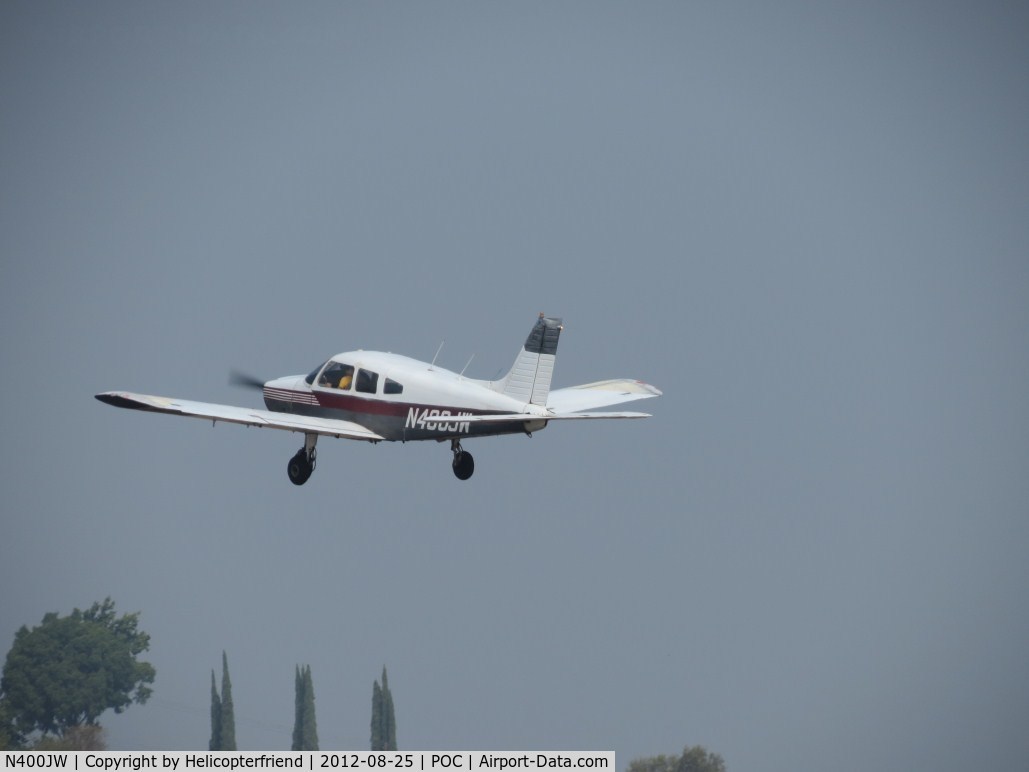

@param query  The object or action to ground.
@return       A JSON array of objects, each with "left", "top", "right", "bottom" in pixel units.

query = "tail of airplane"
[{"left": 491, "top": 314, "right": 563, "bottom": 407}]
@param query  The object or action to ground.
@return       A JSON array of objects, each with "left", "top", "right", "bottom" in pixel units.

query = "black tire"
[
  {"left": 287, "top": 451, "right": 313, "bottom": 486},
  {"left": 452, "top": 450, "right": 474, "bottom": 480}
]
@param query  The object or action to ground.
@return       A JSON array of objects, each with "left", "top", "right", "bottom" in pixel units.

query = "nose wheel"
[
  {"left": 451, "top": 439, "right": 474, "bottom": 480},
  {"left": 287, "top": 434, "right": 318, "bottom": 486}
]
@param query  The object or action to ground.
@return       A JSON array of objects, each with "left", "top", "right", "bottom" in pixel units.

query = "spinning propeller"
[{"left": 229, "top": 370, "right": 265, "bottom": 390}]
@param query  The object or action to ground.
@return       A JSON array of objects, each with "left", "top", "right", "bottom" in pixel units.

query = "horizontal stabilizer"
[
  {"left": 546, "top": 379, "right": 662, "bottom": 414},
  {"left": 95, "top": 391, "right": 383, "bottom": 441}
]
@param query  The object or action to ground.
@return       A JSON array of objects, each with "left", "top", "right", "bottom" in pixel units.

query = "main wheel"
[
  {"left": 287, "top": 450, "right": 313, "bottom": 486},
  {"left": 452, "top": 450, "right": 474, "bottom": 480}
]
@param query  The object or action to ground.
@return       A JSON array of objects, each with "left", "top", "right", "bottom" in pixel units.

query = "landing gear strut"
[
  {"left": 451, "top": 438, "right": 474, "bottom": 481},
  {"left": 287, "top": 434, "right": 318, "bottom": 486}
]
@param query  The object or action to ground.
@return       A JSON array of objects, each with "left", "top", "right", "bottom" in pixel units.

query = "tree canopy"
[
  {"left": 628, "top": 746, "right": 726, "bottom": 772},
  {"left": 0, "top": 598, "right": 155, "bottom": 738}
]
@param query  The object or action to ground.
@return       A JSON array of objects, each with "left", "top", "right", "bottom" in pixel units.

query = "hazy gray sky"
[{"left": 2, "top": 3, "right": 1027, "bottom": 770}]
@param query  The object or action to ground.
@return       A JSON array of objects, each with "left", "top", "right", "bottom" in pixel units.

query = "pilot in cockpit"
[{"left": 318, "top": 362, "right": 354, "bottom": 389}]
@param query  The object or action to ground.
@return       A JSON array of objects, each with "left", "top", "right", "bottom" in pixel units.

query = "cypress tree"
[
  {"left": 292, "top": 666, "right": 303, "bottom": 752},
  {"left": 209, "top": 670, "right": 222, "bottom": 751},
  {"left": 293, "top": 664, "right": 319, "bottom": 751},
  {"left": 370, "top": 667, "right": 396, "bottom": 751},
  {"left": 381, "top": 668, "right": 396, "bottom": 751},
  {"left": 301, "top": 665, "right": 318, "bottom": 751},
  {"left": 219, "top": 651, "right": 237, "bottom": 751},
  {"left": 370, "top": 680, "right": 383, "bottom": 751}
]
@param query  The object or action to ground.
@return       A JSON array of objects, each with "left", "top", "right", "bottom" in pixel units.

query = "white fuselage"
[{"left": 262, "top": 351, "right": 547, "bottom": 442}]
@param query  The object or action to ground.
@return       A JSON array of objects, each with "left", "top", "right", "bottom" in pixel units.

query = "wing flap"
[
  {"left": 96, "top": 391, "right": 383, "bottom": 441},
  {"left": 546, "top": 379, "right": 662, "bottom": 414}
]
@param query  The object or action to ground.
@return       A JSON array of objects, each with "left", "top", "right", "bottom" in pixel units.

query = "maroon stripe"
[{"left": 314, "top": 389, "right": 500, "bottom": 418}]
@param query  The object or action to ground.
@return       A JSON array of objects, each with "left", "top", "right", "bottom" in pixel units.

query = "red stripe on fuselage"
[
  {"left": 314, "top": 389, "right": 495, "bottom": 418},
  {"left": 263, "top": 388, "right": 530, "bottom": 442}
]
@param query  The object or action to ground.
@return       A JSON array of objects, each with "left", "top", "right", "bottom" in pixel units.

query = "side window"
[
  {"left": 356, "top": 369, "right": 378, "bottom": 394},
  {"left": 318, "top": 362, "right": 354, "bottom": 390},
  {"left": 384, "top": 378, "right": 404, "bottom": 395}
]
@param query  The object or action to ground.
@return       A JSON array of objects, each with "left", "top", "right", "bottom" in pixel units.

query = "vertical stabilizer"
[{"left": 496, "top": 314, "right": 563, "bottom": 406}]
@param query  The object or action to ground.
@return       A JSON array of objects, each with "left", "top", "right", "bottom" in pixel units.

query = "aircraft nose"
[
  {"left": 264, "top": 376, "right": 297, "bottom": 391},
  {"left": 261, "top": 375, "right": 311, "bottom": 412}
]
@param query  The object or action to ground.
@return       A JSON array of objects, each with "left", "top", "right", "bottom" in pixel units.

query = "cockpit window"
[
  {"left": 305, "top": 361, "right": 328, "bottom": 386},
  {"left": 384, "top": 378, "right": 403, "bottom": 395},
  {"left": 356, "top": 369, "right": 378, "bottom": 394},
  {"left": 318, "top": 361, "right": 355, "bottom": 390}
]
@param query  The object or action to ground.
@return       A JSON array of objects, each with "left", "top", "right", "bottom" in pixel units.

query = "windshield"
[{"left": 305, "top": 361, "right": 328, "bottom": 385}]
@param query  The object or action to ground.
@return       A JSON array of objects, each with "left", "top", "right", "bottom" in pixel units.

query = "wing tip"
[
  {"left": 639, "top": 381, "right": 663, "bottom": 397},
  {"left": 95, "top": 391, "right": 133, "bottom": 408}
]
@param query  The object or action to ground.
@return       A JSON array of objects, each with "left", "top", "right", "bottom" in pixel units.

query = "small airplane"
[{"left": 96, "top": 314, "right": 661, "bottom": 484}]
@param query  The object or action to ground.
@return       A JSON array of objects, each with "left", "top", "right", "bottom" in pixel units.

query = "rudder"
[{"left": 496, "top": 314, "right": 563, "bottom": 406}]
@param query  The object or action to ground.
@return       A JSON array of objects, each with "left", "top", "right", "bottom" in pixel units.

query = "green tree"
[
  {"left": 370, "top": 667, "right": 396, "bottom": 751},
  {"left": 209, "top": 670, "right": 222, "bottom": 751},
  {"left": 292, "top": 667, "right": 303, "bottom": 752},
  {"left": 292, "top": 665, "right": 318, "bottom": 751},
  {"left": 219, "top": 652, "right": 236, "bottom": 751},
  {"left": 0, "top": 599, "right": 155, "bottom": 740},
  {"left": 370, "top": 680, "right": 382, "bottom": 751},
  {"left": 627, "top": 747, "right": 726, "bottom": 772},
  {"left": 382, "top": 669, "right": 396, "bottom": 751},
  {"left": 0, "top": 697, "right": 24, "bottom": 750}
]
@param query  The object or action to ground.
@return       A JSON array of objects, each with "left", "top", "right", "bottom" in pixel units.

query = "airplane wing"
[
  {"left": 95, "top": 391, "right": 384, "bottom": 442},
  {"left": 546, "top": 379, "right": 662, "bottom": 414}
]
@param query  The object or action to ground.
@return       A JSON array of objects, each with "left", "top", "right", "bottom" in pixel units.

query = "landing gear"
[
  {"left": 287, "top": 450, "right": 313, "bottom": 485},
  {"left": 287, "top": 434, "right": 318, "bottom": 486},
  {"left": 451, "top": 439, "right": 474, "bottom": 480}
]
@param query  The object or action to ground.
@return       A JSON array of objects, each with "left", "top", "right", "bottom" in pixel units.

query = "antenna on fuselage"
[
  {"left": 459, "top": 354, "right": 475, "bottom": 378},
  {"left": 429, "top": 340, "right": 445, "bottom": 370}
]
